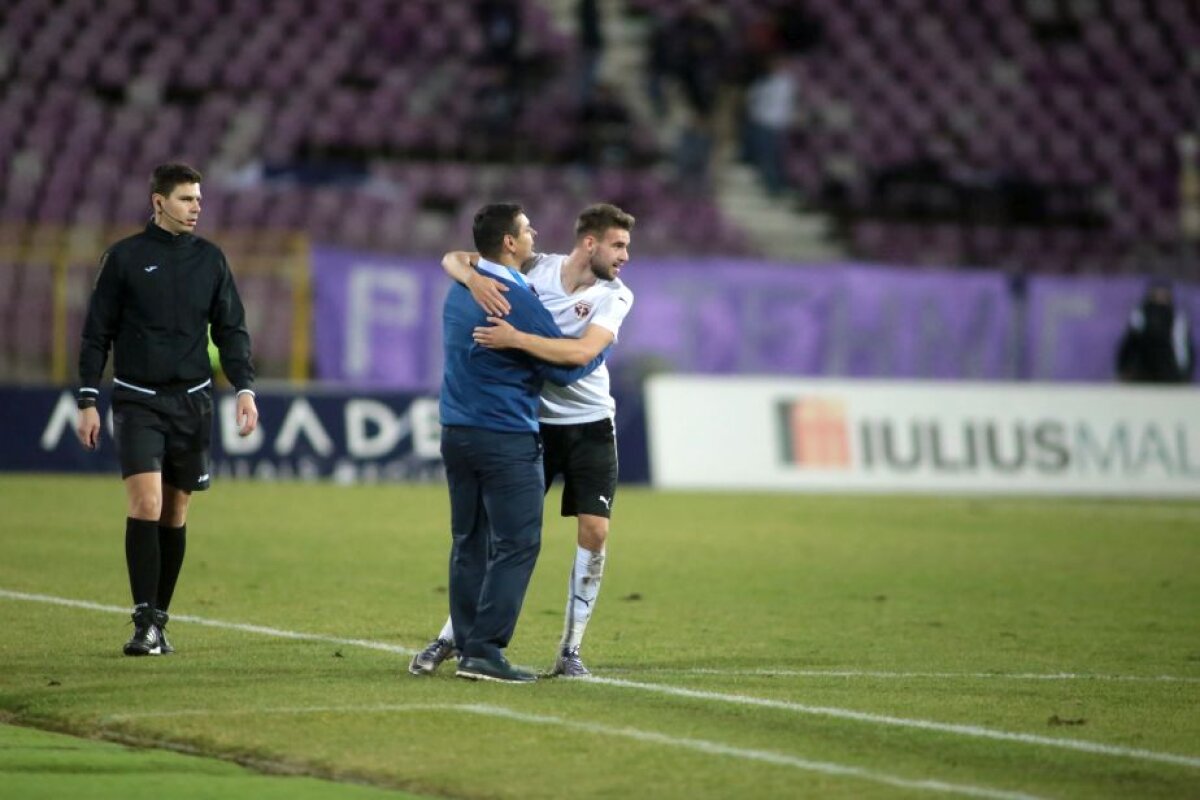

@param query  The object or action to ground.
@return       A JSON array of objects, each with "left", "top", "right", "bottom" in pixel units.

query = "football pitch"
[{"left": 0, "top": 474, "right": 1197, "bottom": 799}]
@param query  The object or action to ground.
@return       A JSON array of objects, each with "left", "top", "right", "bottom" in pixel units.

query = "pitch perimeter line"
[
  {"left": 0, "top": 588, "right": 419, "bottom": 657},
  {"left": 585, "top": 676, "right": 1200, "bottom": 769},
  {"left": 102, "top": 703, "right": 1042, "bottom": 800},
  {"left": 607, "top": 668, "right": 1200, "bottom": 684},
  {"left": 4, "top": 588, "right": 1198, "bottom": 771}
]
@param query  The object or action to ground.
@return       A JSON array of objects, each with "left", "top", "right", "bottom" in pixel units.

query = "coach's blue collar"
[{"left": 476, "top": 258, "right": 528, "bottom": 288}]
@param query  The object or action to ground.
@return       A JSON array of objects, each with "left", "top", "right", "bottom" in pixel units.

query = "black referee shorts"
[
  {"left": 112, "top": 383, "right": 214, "bottom": 491},
  {"left": 541, "top": 418, "right": 618, "bottom": 518}
]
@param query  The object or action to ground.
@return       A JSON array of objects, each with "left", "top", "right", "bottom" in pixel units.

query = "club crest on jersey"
[{"left": 574, "top": 300, "right": 593, "bottom": 319}]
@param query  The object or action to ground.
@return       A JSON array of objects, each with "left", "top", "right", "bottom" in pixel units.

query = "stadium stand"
[
  {"left": 625, "top": 0, "right": 1197, "bottom": 275},
  {"left": 0, "top": 0, "right": 750, "bottom": 257},
  {"left": 4, "top": 1, "right": 1195, "bottom": 272}
]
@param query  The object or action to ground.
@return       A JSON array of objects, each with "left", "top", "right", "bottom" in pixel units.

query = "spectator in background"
[
  {"left": 674, "top": 1, "right": 725, "bottom": 122},
  {"left": 771, "top": 0, "right": 823, "bottom": 53},
  {"left": 671, "top": 0, "right": 727, "bottom": 188},
  {"left": 644, "top": 10, "right": 675, "bottom": 119},
  {"left": 476, "top": 0, "right": 522, "bottom": 65},
  {"left": 578, "top": 0, "right": 604, "bottom": 106},
  {"left": 469, "top": 64, "right": 524, "bottom": 159},
  {"left": 578, "top": 81, "right": 634, "bottom": 167},
  {"left": 1116, "top": 279, "right": 1195, "bottom": 383},
  {"left": 744, "top": 53, "right": 796, "bottom": 197},
  {"left": 469, "top": 0, "right": 536, "bottom": 160}
]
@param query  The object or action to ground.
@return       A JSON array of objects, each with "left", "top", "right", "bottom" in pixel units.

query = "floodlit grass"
[
  {"left": 1, "top": 474, "right": 1198, "bottom": 799},
  {"left": 0, "top": 723, "right": 420, "bottom": 800}
]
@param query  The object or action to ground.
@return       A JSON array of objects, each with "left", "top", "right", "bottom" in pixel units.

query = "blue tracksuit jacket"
[{"left": 439, "top": 259, "right": 604, "bottom": 433}]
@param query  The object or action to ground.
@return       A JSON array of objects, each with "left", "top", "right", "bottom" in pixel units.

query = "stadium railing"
[{"left": 0, "top": 224, "right": 311, "bottom": 386}]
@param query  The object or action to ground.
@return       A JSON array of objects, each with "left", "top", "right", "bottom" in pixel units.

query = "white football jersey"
[{"left": 524, "top": 253, "right": 634, "bottom": 424}]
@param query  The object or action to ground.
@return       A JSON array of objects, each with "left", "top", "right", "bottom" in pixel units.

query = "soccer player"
[
  {"left": 438, "top": 203, "right": 606, "bottom": 683},
  {"left": 76, "top": 163, "right": 258, "bottom": 656},
  {"left": 411, "top": 203, "right": 634, "bottom": 678}
]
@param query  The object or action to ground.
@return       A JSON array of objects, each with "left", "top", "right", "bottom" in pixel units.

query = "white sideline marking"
[
  {"left": 102, "top": 702, "right": 1043, "bottom": 800},
  {"left": 0, "top": 588, "right": 418, "bottom": 656},
  {"left": 611, "top": 668, "right": 1200, "bottom": 684},
  {"left": 4, "top": 588, "right": 1199, "bottom": 771},
  {"left": 587, "top": 676, "right": 1200, "bottom": 770}
]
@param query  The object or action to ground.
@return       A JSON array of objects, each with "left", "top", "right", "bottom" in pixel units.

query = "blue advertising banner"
[
  {"left": 0, "top": 387, "right": 445, "bottom": 483},
  {"left": 0, "top": 385, "right": 652, "bottom": 483}
]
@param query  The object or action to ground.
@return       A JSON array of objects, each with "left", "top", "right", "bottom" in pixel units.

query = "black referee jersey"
[{"left": 78, "top": 221, "right": 255, "bottom": 395}]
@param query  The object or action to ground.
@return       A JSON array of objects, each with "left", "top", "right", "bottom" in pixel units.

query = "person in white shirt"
[
  {"left": 411, "top": 203, "right": 635, "bottom": 678},
  {"left": 745, "top": 53, "right": 796, "bottom": 197}
]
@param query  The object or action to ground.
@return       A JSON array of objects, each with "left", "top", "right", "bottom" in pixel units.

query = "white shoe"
[{"left": 551, "top": 647, "right": 591, "bottom": 677}]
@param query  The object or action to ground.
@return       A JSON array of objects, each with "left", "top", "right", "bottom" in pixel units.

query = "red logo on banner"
[{"left": 778, "top": 398, "right": 851, "bottom": 468}]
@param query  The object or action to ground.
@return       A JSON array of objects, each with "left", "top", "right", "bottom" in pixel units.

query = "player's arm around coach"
[{"left": 440, "top": 251, "right": 614, "bottom": 366}]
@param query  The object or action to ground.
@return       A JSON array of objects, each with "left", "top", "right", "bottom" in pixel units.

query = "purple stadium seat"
[
  {"left": 758, "top": 0, "right": 1197, "bottom": 273},
  {"left": 5, "top": 0, "right": 1192, "bottom": 272}
]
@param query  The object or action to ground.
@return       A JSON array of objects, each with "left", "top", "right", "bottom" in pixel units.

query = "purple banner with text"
[
  {"left": 313, "top": 247, "right": 447, "bottom": 389},
  {"left": 311, "top": 247, "right": 1196, "bottom": 387}
]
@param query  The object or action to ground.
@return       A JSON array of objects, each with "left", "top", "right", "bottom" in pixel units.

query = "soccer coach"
[{"left": 439, "top": 203, "right": 605, "bottom": 683}]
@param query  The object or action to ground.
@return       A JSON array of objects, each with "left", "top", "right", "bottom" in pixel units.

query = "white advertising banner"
[{"left": 645, "top": 376, "right": 1200, "bottom": 496}]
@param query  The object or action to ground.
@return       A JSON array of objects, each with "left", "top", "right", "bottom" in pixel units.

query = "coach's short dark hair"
[
  {"left": 575, "top": 203, "right": 635, "bottom": 241},
  {"left": 150, "top": 163, "right": 203, "bottom": 198},
  {"left": 473, "top": 203, "right": 524, "bottom": 260}
]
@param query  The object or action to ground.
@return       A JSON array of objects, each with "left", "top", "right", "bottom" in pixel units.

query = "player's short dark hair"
[
  {"left": 473, "top": 203, "right": 524, "bottom": 260},
  {"left": 575, "top": 203, "right": 635, "bottom": 241},
  {"left": 150, "top": 163, "right": 203, "bottom": 198}
]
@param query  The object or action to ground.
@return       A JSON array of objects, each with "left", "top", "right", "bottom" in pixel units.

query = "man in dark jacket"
[
  {"left": 1116, "top": 280, "right": 1195, "bottom": 383},
  {"left": 75, "top": 163, "right": 259, "bottom": 656}
]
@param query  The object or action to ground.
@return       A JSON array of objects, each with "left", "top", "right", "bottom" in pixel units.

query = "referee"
[{"left": 75, "top": 163, "right": 259, "bottom": 656}]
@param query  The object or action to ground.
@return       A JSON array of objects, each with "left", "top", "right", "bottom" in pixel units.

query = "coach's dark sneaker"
[
  {"left": 123, "top": 607, "right": 162, "bottom": 656},
  {"left": 456, "top": 655, "right": 537, "bottom": 683},
  {"left": 551, "top": 647, "right": 591, "bottom": 678},
  {"left": 408, "top": 637, "right": 455, "bottom": 675},
  {"left": 154, "top": 609, "right": 174, "bottom": 655}
]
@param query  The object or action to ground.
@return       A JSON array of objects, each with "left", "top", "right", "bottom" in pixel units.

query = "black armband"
[{"left": 77, "top": 395, "right": 97, "bottom": 410}]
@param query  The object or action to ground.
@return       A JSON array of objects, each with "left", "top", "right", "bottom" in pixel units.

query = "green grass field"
[{"left": 1, "top": 474, "right": 1198, "bottom": 799}]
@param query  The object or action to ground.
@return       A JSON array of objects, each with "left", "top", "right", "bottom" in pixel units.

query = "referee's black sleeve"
[
  {"left": 208, "top": 253, "right": 256, "bottom": 392},
  {"left": 78, "top": 249, "right": 122, "bottom": 391}
]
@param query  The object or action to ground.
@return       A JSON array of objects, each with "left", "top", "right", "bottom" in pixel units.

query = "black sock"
[
  {"left": 125, "top": 517, "right": 160, "bottom": 611},
  {"left": 157, "top": 524, "right": 187, "bottom": 613}
]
